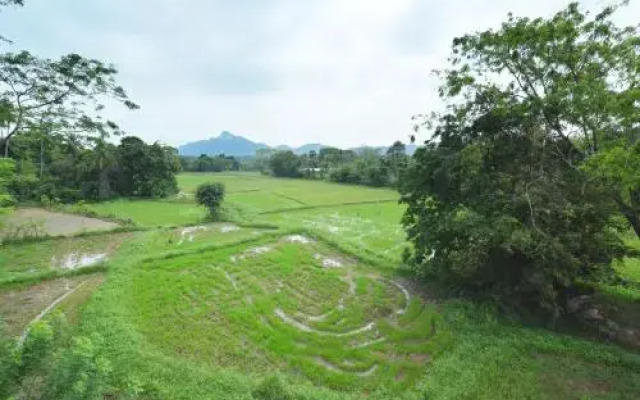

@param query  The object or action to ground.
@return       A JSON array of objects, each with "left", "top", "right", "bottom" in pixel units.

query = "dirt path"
[
  {"left": 17, "top": 281, "right": 87, "bottom": 346},
  {"left": 0, "top": 274, "right": 105, "bottom": 338}
]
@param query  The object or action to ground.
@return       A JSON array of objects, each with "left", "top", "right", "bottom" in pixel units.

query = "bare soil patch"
[
  {"left": 1, "top": 208, "right": 119, "bottom": 238},
  {"left": 0, "top": 274, "right": 105, "bottom": 337}
]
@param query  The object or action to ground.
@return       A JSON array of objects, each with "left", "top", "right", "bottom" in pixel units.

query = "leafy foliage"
[
  {"left": 196, "top": 182, "right": 225, "bottom": 217},
  {"left": 265, "top": 145, "right": 407, "bottom": 188},
  {"left": 0, "top": 51, "right": 138, "bottom": 157},
  {"left": 431, "top": 1, "right": 640, "bottom": 235},
  {"left": 116, "top": 136, "right": 179, "bottom": 198},
  {"left": 402, "top": 2, "right": 636, "bottom": 314},
  {"left": 268, "top": 150, "right": 302, "bottom": 178},
  {"left": 0, "top": 157, "right": 15, "bottom": 211},
  {"left": 7, "top": 133, "right": 180, "bottom": 202},
  {"left": 179, "top": 153, "right": 240, "bottom": 172},
  {"left": 0, "top": 0, "right": 23, "bottom": 6},
  {"left": 252, "top": 375, "right": 292, "bottom": 400}
]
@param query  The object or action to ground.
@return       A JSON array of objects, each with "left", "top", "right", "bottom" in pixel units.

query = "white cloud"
[{"left": 1, "top": 0, "right": 638, "bottom": 148}]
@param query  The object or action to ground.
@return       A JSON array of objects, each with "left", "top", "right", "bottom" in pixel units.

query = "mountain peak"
[
  {"left": 218, "top": 131, "right": 236, "bottom": 139},
  {"left": 179, "top": 132, "right": 269, "bottom": 157},
  {"left": 179, "top": 132, "right": 417, "bottom": 157}
]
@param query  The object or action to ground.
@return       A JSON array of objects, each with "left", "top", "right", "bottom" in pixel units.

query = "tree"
[
  {"left": 401, "top": 2, "right": 632, "bottom": 315},
  {"left": 386, "top": 141, "right": 407, "bottom": 185},
  {"left": 427, "top": 2, "right": 640, "bottom": 236},
  {"left": 0, "top": 0, "right": 23, "bottom": 6},
  {"left": 255, "top": 148, "right": 275, "bottom": 174},
  {"left": 268, "top": 150, "right": 301, "bottom": 178},
  {"left": 116, "top": 136, "right": 179, "bottom": 198},
  {"left": 0, "top": 157, "right": 15, "bottom": 213},
  {"left": 354, "top": 148, "right": 388, "bottom": 187},
  {"left": 0, "top": 51, "right": 138, "bottom": 157},
  {"left": 196, "top": 182, "right": 225, "bottom": 217}
]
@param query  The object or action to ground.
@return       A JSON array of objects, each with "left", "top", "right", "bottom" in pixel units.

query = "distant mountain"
[
  {"left": 261, "top": 143, "right": 325, "bottom": 155},
  {"left": 294, "top": 143, "right": 324, "bottom": 155},
  {"left": 178, "top": 132, "right": 416, "bottom": 157},
  {"left": 178, "top": 131, "right": 269, "bottom": 157}
]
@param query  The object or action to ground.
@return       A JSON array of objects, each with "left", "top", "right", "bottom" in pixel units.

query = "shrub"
[
  {"left": 268, "top": 151, "right": 301, "bottom": 178},
  {"left": 0, "top": 329, "right": 18, "bottom": 399},
  {"left": 400, "top": 134, "right": 626, "bottom": 316},
  {"left": 329, "top": 165, "right": 360, "bottom": 184},
  {"left": 19, "top": 320, "right": 55, "bottom": 375},
  {"left": 43, "top": 334, "right": 113, "bottom": 400},
  {"left": 252, "top": 375, "right": 291, "bottom": 400},
  {"left": 196, "top": 182, "right": 226, "bottom": 217}
]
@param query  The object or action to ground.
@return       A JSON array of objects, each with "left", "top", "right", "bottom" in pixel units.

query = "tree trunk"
[
  {"left": 2, "top": 137, "right": 9, "bottom": 158},
  {"left": 40, "top": 138, "right": 44, "bottom": 177},
  {"left": 615, "top": 196, "right": 640, "bottom": 238}
]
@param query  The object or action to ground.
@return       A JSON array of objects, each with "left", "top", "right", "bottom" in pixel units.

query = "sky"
[{"left": 0, "top": 0, "right": 638, "bottom": 148}]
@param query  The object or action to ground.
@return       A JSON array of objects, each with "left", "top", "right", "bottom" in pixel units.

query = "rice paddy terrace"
[{"left": 127, "top": 233, "right": 442, "bottom": 391}]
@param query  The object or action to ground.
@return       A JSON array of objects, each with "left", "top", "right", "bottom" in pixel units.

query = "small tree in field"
[{"left": 196, "top": 182, "right": 225, "bottom": 218}]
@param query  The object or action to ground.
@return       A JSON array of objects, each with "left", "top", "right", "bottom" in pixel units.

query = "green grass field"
[
  {"left": 82, "top": 199, "right": 207, "bottom": 227},
  {"left": 76, "top": 173, "right": 398, "bottom": 227},
  {"left": 125, "top": 236, "right": 445, "bottom": 392},
  {"left": 1, "top": 172, "right": 640, "bottom": 400},
  {"left": 0, "top": 232, "right": 130, "bottom": 285}
]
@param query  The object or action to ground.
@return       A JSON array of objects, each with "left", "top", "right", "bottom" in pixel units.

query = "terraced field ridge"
[{"left": 126, "top": 234, "right": 444, "bottom": 391}]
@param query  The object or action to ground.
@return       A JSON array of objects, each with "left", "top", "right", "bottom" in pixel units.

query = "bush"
[
  {"left": 196, "top": 182, "right": 225, "bottom": 217},
  {"left": 400, "top": 135, "right": 626, "bottom": 316},
  {"left": 0, "top": 329, "right": 18, "bottom": 399},
  {"left": 269, "top": 151, "right": 301, "bottom": 178},
  {"left": 43, "top": 333, "right": 113, "bottom": 400},
  {"left": 252, "top": 375, "right": 291, "bottom": 400},
  {"left": 329, "top": 165, "right": 360, "bottom": 184}
]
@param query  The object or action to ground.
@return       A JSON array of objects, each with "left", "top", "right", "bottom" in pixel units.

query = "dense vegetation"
[
  {"left": 0, "top": 1, "right": 179, "bottom": 204},
  {"left": 7, "top": 132, "right": 180, "bottom": 202},
  {"left": 263, "top": 142, "right": 409, "bottom": 188},
  {"left": 0, "top": 158, "right": 14, "bottom": 214},
  {"left": 195, "top": 182, "right": 225, "bottom": 217},
  {"left": 401, "top": 2, "right": 640, "bottom": 315},
  {"left": 179, "top": 153, "right": 240, "bottom": 173}
]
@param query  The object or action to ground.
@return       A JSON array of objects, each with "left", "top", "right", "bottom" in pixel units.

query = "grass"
[
  {"left": 83, "top": 199, "right": 207, "bottom": 227},
  {"left": 258, "top": 202, "right": 408, "bottom": 262},
  {"left": 0, "top": 232, "right": 130, "bottom": 285},
  {"left": 75, "top": 173, "right": 400, "bottom": 227},
  {"left": 178, "top": 172, "right": 398, "bottom": 211},
  {"left": 1, "top": 172, "right": 640, "bottom": 400},
  {"left": 123, "top": 235, "right": 446, "bottom": 392}
]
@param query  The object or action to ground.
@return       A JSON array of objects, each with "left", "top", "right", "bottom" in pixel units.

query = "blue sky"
[{"left": 1, "top": 0, "right": 637, "bottom": 148}]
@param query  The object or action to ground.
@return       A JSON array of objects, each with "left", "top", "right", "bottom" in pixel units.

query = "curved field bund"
[{"left": 123, "top": 234, "right": 447, "bottom": 391}]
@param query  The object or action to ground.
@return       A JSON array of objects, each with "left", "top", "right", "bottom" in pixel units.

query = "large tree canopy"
[
  {"left": 401, "top": 2, "right": 637, "bottom": 315},
  {"left": 0, "top": 51, "right": 138, "bottom": 156},
  {"left": 428, "top": 1, "right": 640, "bottom": 235}
]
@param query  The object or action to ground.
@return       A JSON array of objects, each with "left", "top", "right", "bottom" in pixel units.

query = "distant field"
[
  {"left": 178, "top": 172, "right": 399, "bottom": 213},
  {"left": 80, "top": 173, "right": 401, "bottom": 226},
  {"left": 84, "top": 199, "right": 207, "bottom": 227}
]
